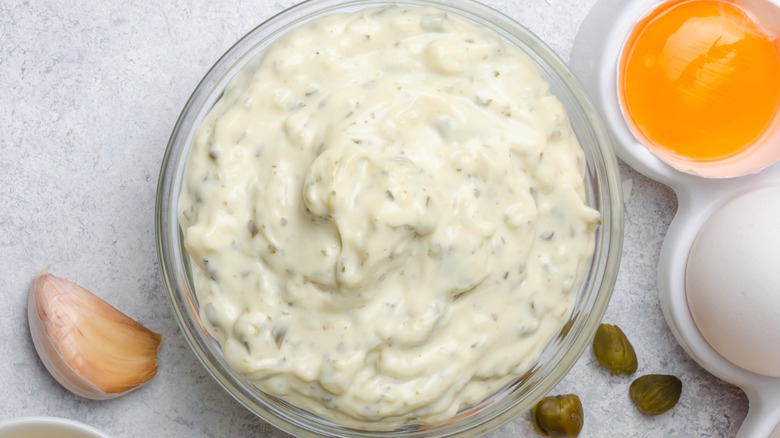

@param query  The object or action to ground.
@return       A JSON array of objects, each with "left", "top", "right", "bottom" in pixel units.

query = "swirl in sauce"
[{"left": 179, "top": 5, "right": 600, "bottom": 429}]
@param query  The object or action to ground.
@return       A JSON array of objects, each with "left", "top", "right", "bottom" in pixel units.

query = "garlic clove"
[{"left": 28, "top": 269, "right": 162, "bottom": 400}]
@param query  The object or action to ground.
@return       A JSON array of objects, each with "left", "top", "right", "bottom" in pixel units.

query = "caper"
[
  {"left": 629, "top": 374, "right": 682, "bottom": 415},
  {"left": 532, "top": 394, "right": 583, "bottom": 437},
  {"left": 592, "top": 323, "right": 638, "bottom": 374}
]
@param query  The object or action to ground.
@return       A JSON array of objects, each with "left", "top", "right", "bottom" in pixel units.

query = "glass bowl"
[{"left": 155, "top": 0, "right": 624, "bottom": 436}]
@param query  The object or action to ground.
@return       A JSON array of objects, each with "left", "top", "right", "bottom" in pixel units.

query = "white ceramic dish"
[
  {"left": 570, "top": 0, "right": 780, "bottom": 436},
  {"left": 0, "top": 417, "right": 110, "bottom": 438}
]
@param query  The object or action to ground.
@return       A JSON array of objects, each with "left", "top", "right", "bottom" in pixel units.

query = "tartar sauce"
[{"left": 179, "top": 5, "right": 600, "bottom": 429}]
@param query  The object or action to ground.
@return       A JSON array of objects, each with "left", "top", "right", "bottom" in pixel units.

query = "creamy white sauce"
[{"left": 179, "top": 5, "right": 600, "bottom": 429}]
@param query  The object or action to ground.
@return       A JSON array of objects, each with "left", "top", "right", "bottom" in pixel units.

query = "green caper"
[
  {"left": 592, "top": 323, "right": 638, "bottom": 374},
  {"left": 532, "top": 394, "right": 584, "bottom": 437},
  {"left": 629, "top": 374, "right": 682, "bottom": 415}
]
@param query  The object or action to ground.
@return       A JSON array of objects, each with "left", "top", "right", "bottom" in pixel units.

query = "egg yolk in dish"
[{"left": 620, "top": 0, "right": 780, "bottom": 161}]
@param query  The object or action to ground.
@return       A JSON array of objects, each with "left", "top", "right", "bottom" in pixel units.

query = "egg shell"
[{"left": 685, "top": 186, "right": 780, "bottom": 377}]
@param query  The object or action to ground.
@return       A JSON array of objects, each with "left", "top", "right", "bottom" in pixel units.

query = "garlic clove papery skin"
[{"left": 28, "top": 271, "right": 163, "bottom": 400}]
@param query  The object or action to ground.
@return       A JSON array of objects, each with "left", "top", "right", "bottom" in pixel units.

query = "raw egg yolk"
[{"left": 620, "top": 0, "right": 780, "bottom": 161}]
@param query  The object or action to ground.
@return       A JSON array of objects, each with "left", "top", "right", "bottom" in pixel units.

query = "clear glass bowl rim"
[{"left": 155, "top": 0, "right": 624, "bottom": 436}]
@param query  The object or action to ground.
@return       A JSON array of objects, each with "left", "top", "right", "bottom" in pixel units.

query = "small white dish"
[
  {"left": 0, "top": 417, "right": 110, "bottom": 438},
  {"left": 571, "top": 0, "right": 780, "bottom": 436}
]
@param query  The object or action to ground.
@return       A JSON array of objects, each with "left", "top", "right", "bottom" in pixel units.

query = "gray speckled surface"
[{"left": 0, "top": 0, "right": 748, "bottom": 436}]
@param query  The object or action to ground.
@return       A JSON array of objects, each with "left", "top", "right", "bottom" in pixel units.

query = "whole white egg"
[{"left": 685, "top": 186, "right": 780, "bottom": 377}]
